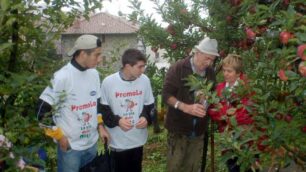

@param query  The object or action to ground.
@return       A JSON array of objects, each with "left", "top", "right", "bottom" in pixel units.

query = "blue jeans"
[{"left": 57, "top": 143, "right": 97, "bottom": 172}]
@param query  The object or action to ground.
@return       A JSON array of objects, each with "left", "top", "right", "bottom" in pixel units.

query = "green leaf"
[
  {"left": 0, "top": 0, "right": 10, "bottom": 11},
  {"left": 0, "top": 42, "right": 12, "bottom": 52},
  {"left": 289, "top": 82, "right": 298, "bottom": 92},
  {"left": 295, "top": 32, "right": 306, "bottom": 42},
  {"left": 285, "top": 70, "right": 299, "bottom": 80},
  {"left": 229, "top": 116, "right": 237, "bottom": 127},
  {"left": 5, "top": 17, "right": 17, "bottom": 26}
]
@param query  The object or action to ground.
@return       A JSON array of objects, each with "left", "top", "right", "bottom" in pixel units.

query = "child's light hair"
[
  {"left": 222, "top": 54, "right": 243, "bottom": 73},
  {"left": 299, "top": 61, "right": 305, "bottom": 68}
]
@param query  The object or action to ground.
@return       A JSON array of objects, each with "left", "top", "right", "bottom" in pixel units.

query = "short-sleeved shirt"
[
  {"left": 100, "top": 72, "right": 154, "bottom": 150},
  {"left": 40, "top": 63, "right": 100, "bottom": 150}
]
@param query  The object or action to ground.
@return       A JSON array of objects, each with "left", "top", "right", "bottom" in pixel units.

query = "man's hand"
[
  {"left": 119, "top": 117, "right": 133, "bottom": 132},
  {"left": 98, "top": 125, "right": 110, "bottom": 144},
  {"left": 58, "top": 136, "right": 70, "bottom": 152},
  {"left": 135, "top": 117, "right": 148, "bottom": 129},
  {"left": 180, "top": 103, "right": 206, "bottom": 118}
]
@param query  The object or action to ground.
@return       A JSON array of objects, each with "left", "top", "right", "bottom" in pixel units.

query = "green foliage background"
[
  {"left": 0, "top": 0, "right": 305, "bottom": 171},
  {"left": 0, "top": 0, "right": 102, "bottom": 171},
  {"left": 129, "top": 0, "right": 306, "bottom": 171}
]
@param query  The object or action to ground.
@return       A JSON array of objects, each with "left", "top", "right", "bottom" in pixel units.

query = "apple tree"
[{"left": 129, "top": 0, "right": 305, "bottom": 171}]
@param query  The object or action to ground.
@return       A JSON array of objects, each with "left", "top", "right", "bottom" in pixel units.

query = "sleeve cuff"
[{"left": 97, "top": 114, "right": 103, "bottom": 124}]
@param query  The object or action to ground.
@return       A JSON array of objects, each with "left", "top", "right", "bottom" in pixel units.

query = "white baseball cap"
[
  {"left": 67, "top": 34, "right": 101, "bottom": 56},
  {"left": 195, "top": 37, "right": 219, "bottom": 56}
]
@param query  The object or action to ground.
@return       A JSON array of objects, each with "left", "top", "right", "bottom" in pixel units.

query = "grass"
[
  {"left": 142, "top": 124, "right": 227, "bottom": 172},
  {"left": 143, "top": 126, "right": 167, "bottom": 172}
]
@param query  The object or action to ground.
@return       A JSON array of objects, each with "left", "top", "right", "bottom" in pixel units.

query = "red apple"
[
  {"left": 246, "top": 38, "right": 255, "bottom": 46},
  {"left": 258, "top": 127, "right": 267, "bottom": 132},
  {"left": 284, "top": 114, "right": 293, "bottom": 123},
  {"left": 257, "top": 135, "right": 269, "bottom": 152},
  {"left": 166, "top": 24, "right": 176, "bottom": 36},
  {"left": 246, "top": 27, "right": 256, "bottom": 40},
  {"left": 226, "top": 15, "right": 233, "bottom": 24},
  {"left": 275, "top": 113, "right": 283, "bottom": 120},
  {"left": 257, "top": 25, "right": 267, "bottom": 35},
  {"left": 249, "top": 5, "right": 256, "bottom": 14},
  {"left": 255, "top": 159, "right": 261, "bottom": 168},
  {"left": 278, "top": 69, "right": 288, "bottom": 81},
  {"left": 230, "top": 0, "right": 242, "bottom": 6},
  {"left": 180, "top": 8, "right": 188, "bottom": 15},
  {"left": 297, "top": 44, "right": 306, "bottom": 61},
  {"left": 301, "top": 126, "right": 306, "bottom": 133},
  {"left": 279, "top": 31, "right": 293, "bottom": 44},
  {"left": 238, "top": 39, "right": 248, "bottom": 50},
  {"left": 170, "top": 43, "right": 177, "bottom": 50},
  {"left": 283, "top": 0, "right": 290, "bottom": 6},
  {"left": 298, "top": 61, "right": 306, "bottom": 77},
  {"left": 219, "top": 50, "right": 226, "bottom": 58}
]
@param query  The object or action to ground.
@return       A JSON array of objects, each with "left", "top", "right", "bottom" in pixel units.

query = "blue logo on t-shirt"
[{"left": 90, "top": 91, "right": 96, "bottom": 96}]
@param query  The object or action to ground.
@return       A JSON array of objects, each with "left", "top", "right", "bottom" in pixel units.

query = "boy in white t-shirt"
[
  {"left": 36, "top": 35, "right": 110, "bottom": 172},
  {"left": 100, "top": 48, "right": 154, "bottom": 172}
]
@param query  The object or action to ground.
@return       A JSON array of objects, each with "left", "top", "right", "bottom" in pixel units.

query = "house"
[{"left": 60, "top": 12, "right": 141, "bottom": 68}]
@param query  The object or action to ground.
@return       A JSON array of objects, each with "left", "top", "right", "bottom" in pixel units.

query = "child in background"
[{"left": 208, "top": 54, "right": 255, "bottom": 172}]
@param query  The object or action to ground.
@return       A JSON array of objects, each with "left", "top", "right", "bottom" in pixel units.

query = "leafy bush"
[
  {"left": 130, "top": 0, "right": 306, "bottom": 170},
  {"left": 0, "top": 0, "right": 102, "bottom": 171}
]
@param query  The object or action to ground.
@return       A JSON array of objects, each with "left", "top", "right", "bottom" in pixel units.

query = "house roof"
[{"left": 64, "top": 12, "right": 139, "bottom": 34}]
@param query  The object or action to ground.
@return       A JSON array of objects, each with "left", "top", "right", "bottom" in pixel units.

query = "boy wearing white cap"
[
  {"left": 162, "top": 37, "right": 219, "bottom": 172},
  {"left": 36, "top": 35, "right": 110, "bottom": 172}
]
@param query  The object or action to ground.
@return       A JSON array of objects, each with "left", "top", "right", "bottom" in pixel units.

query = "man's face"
[
  {"left": 83, "top": 47, "right": 102, "bottom": 68},
  {"left": 194, "top": 51, "right": 216, "bottom": 72},
  {"left": 127, "top": 60, "right": 146, "bottom": 79}
]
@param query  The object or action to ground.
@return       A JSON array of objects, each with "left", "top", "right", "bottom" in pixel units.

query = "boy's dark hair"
[{"left": 122, "top": 49, "right": 147, "bottom": 67}]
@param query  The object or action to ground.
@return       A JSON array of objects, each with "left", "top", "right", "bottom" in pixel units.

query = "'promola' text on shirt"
[
  {"left": 115, "top": 90, "right": 143, "bottom": 98},
  {"left": 71, "top": 101, "right": 96, "bottom": 111}
]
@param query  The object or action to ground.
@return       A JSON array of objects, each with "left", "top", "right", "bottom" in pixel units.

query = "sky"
[
  {"left": 101, "top": 0, "right": 155, "bottom": 15},
  {"left": 36, "top": 0, "right": 200, "bottom": 26},
  {"left": 36, "top": 0, "right": 204, "bottom": 27},
  {"left": 101, "top": 0, "right": 163, "bottom": 24},
  {"left": 36, "top": 0, "right": 161, "bottom": 20}
]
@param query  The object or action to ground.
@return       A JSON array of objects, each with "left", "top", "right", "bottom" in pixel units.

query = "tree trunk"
[{"left": 8, "top": 8, "right": 18, "bottom": 72}]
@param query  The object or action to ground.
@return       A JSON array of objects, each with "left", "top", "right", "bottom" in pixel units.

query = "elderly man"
[{"left": 162, "top": 37, "right": 219, "bottom": 172}]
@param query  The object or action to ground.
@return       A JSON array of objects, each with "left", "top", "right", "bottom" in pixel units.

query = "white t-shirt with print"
[
  {"left": 40, "top": 63, "right": 100, "bottom": 150},
  {"left": 100, "top": 72, "right": 154, "bottom": 150}
]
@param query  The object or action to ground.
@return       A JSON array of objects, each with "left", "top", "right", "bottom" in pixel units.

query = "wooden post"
[{"left": 211, "top": 119, "right": 215, "bottom": 172}]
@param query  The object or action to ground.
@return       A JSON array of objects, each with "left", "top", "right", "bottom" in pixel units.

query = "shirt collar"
[
  {"left": 225, "top": 80, "right": 239, "bottom": 92},
  {"left": 71, "top": 58, "right": 87, "bottom": 71},
  {"left": 119, "top": 69, "right": 136, "bottom": 81}
]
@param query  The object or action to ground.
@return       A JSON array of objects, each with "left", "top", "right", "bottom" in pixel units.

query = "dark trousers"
[
  {"left": 110, "top": 146, "right": 143, "bottom": 172},
  {"left": 226, "top": 157, "right": 259, "bottom": 172},
  {"left": 226, "top": 157, "right": 240, "bottom": 172}
]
